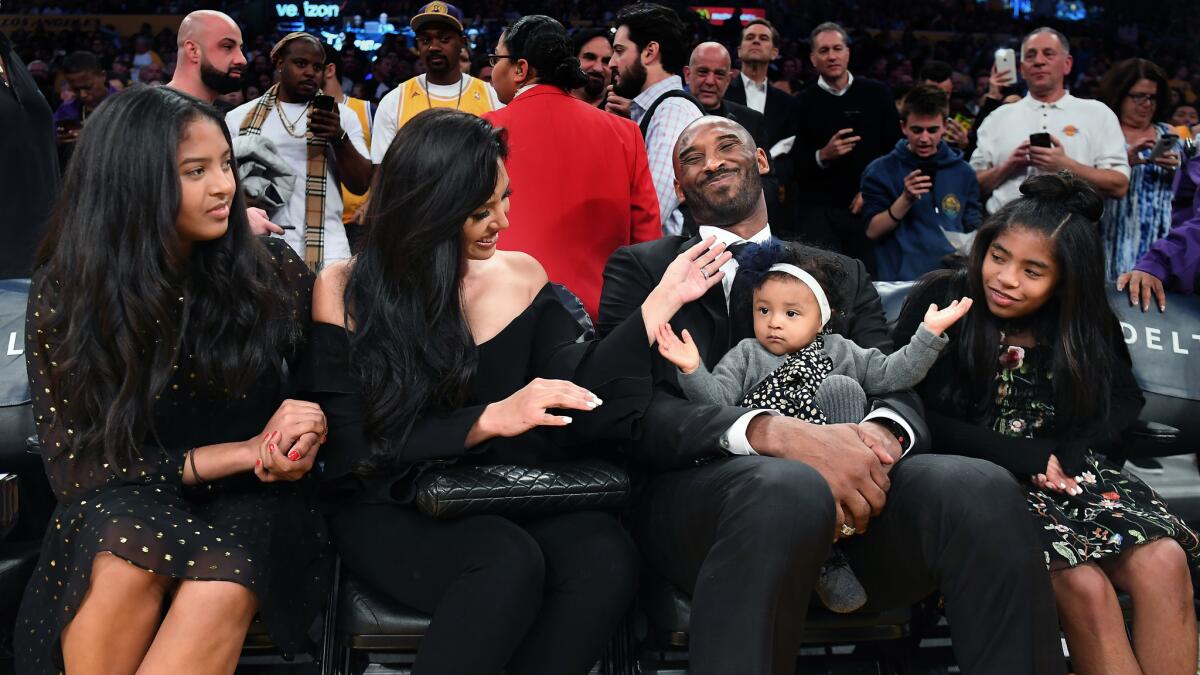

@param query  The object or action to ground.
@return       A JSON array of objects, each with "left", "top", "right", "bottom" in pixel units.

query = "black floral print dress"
[
  {"left": 894, "top": 270, "right": 1200, "bottom": 575},
  {"left": 16, "top": 238, "right": 329, "bottom": 674},
  {"left": 991, "top": 343, "right": 1200, "bottom": 570}
]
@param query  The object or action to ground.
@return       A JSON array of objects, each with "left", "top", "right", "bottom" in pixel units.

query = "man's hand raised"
[{"left": 747, "top": 415, "right": 890, "bottom": 540}]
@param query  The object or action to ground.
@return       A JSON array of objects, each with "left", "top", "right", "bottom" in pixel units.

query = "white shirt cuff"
[
  {"left": 814, "top": 148, "right": 827, "bottom": 169},
  {"left": 862, "top": 407, "right": 916, "bottom": 456},
  {"left": 722, "top": 409, "right": 780, "bottom": 455}
]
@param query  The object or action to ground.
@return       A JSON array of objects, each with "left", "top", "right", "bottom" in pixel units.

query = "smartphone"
[
  {"left": 1148, "top": 133, "right": 1180, "bottom": 160},
  {"left": 312, "top": 94, "right": 336, "bottom": 113},
  {"left": 1029, "top": 132, "right": 1052, "bottom": 148},
  {"left": 994, "top": 48, "right": 1017, "bottom": 85},
  {"left": 952, "top": 112, "right": 974, "bottom": 134},
  {"left": 56, "top": 118, "right": 82, "bottom": 134}
]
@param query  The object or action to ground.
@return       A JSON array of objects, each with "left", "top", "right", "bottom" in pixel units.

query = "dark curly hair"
[
  {"left": 503, "top": 15, "right": 587, "bottom": 91},
  {"left": 730, "top": 239, "right": 847, "bottom": 321}
]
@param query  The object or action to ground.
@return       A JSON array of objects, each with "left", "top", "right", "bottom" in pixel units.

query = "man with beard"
[
  {"left": 166, "top": 10, "right": 247, "bottom": 113},
  {"left": 167, "top": 10, "right": 283, "bottom": 236},
  {"left": 609, "top": 2, "right": 704, "bottom": 236},
  {"left": 596, "top": 115, "right": 1066, "bottom": 675},
  {"left": 570, "top": 27, "right": 612, "bottom": 108},
  {"left": 371, "top": 1, "right": 501, "bottom": 166},
  {"left": 227, "top": 33, "right": 371, "bottom": 270}
]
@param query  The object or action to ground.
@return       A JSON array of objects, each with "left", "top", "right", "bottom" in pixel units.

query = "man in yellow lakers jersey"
[{"left": 370, "top": 1, "right": 502, "bottom": 164}]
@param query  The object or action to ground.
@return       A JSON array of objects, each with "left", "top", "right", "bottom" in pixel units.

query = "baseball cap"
[{"left": 410, "top": 2, "right": 464, "bottom": 33}]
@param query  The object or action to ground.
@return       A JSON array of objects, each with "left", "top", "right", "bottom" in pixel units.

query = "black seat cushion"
[{"left": 338, "top": 573, "right": 431, "bottom": 650}]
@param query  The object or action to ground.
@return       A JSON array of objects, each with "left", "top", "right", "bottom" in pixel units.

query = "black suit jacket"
[
  {"left": 596, "top": 235, "right": 930, "bottom": 469},
  {"left": 725, "top": 76, "right": 798, "bottom": 148}
]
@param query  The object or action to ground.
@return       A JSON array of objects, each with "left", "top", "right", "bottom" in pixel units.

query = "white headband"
[{"left": 768, "top": 263, "right": 831, "bottom": 327}]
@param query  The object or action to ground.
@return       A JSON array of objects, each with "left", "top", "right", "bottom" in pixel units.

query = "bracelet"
[
  {"left": 188, "top": 448, "right": 208, "bottom": 485},
  {"left": 886, "top": 205, "right": 902, "bottom": 222}
]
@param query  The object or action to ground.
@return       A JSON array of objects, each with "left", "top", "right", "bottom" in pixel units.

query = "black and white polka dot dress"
[{"left": 16, "top": 238, "right": 329, "bottom": 673}]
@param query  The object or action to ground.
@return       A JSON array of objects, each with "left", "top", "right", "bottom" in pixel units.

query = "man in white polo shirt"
[{"left": 970, "top": 27, "right": 1129, "bottom": 213}]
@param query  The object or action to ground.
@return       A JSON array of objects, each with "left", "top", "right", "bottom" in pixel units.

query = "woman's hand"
[
  {"left": 1151, "top": 149, "right": 1180, "bottom": 171},
  {"left": 1126, "top": 137, "right": 1156, "bottom": 166},
  {"left": 656, "top": 323, "right": 702, "bottom": 374},
  {"left": 641, "top": 236, "right": 731, "bottom": 344},
  {"left": 476, "top": 378, "right": 602, "bottom": 439},
  {"left": 253, "top": 430, "right": 321, "bottom": 482},
  {"left": 1116, "top": 269, "right": 1166, "bottom": 312},
  {"left": 1032, "top": 454, "right": 1080, "bottom": 496},
  {"left": 922, "top": 297, "right": 973, "bottom": 336},
  {"left": 255, "top": 399, "right": 327, "bottom": 458}
]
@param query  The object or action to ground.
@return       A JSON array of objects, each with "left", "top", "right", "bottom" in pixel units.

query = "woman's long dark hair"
[
  {"left": 34, "top": 85, "right": 300, "bottom": 467},
  {"left": 348, "top": 109, "right": 508, "bottom": 457},
  {"left": 942, "top": 172, "right": 1120, "bottom": 430},
  {"left": 503, "top": 15, "right": 588, "bottom": 91}
]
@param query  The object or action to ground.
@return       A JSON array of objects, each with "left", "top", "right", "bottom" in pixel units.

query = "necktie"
[{"left": 725, "top": 241, "right": 756, "bottom": 342}]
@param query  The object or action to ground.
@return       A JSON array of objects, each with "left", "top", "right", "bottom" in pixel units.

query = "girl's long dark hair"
[
  {"left": 942, "top": 171, "right": 1120, "bottom": 430},
  {"left": 34, "top": 85, "right": 300, "bottom": 467},
  {"left": 348, "top": 109, "right": 507, "bottom": 458}
]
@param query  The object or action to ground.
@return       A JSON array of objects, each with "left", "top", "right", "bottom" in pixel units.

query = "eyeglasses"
[
  {"left": 1127, "top": 93, "right": 1157, "bottom": 105},
  {"left": 488, "top": 54, "right": 516, "bottom": 67}
]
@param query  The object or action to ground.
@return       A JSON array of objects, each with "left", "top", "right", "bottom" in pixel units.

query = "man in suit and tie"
[{"left": 596, "top": 115, "right": 1065, "bottom": 675}]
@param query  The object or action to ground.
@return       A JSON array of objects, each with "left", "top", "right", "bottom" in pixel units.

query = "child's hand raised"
[
  {"left": 656, "top": 323, "right": 702, "bottom": 374},
  {"left": 922, "top": 297, "right": 973, "bottom": 336}
]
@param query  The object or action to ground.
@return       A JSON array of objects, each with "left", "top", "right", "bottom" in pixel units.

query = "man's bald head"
[
  {"left": 684, "top": 42, "right": 734, "bottom": 110},
  {"left": 675, "top": 115, "right": 757, "bottom": 164},
  {"left": 177, "top": 10, "right": 240, "bottom": 49},
  {"left": 688, "top": 41, "right": 730, "bottom": 70},
  {"left": 172, "top": 9, "right": 246, "bottom": 99}
]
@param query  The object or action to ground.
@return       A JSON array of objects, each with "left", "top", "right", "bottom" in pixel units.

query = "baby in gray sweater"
[{"left": 656, "top": 243, "right": 971, "bottom": 612}]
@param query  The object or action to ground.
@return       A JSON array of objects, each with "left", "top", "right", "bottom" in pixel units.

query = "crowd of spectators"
[{"left": 8, "top": 0, "right": 1200, "bottom": 116}]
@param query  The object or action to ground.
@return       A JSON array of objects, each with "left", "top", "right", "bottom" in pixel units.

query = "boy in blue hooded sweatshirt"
[{"left": 861, "top": 84, "right": 983, "bottom": 281}]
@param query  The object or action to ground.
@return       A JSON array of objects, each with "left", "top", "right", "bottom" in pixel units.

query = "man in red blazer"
[{"left": 486, "top": 14, "right": 661, "bottom": 319}]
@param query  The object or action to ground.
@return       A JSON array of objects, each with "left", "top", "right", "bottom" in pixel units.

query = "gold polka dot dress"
[{"left": 16, "top": 238, "right": 329, "bottom": 673}]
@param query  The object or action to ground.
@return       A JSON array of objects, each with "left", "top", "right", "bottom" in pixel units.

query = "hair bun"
[
  {"left": 1018, "top": 171, "right": 1104, "bottom": 222},
  {"left": 554, "top": 57, "right": 588, "bottom": 89}
]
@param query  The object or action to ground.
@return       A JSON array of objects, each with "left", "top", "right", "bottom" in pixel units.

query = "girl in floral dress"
[{"left": 895, "top": 172, "right": 1199, "bottom": 674}]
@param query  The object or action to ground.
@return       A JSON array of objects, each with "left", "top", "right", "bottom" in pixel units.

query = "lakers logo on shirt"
[
  {"left": 1063, "top": 124, "right": 1079, "bottom": 137},
  {"left": 941, "top": 194, "right": 962, "bottom": 219}
]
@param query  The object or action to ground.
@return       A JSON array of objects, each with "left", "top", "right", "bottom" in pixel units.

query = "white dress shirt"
[
  {"left": 740, "top": 72, "right": 769, "bottom": 113},
  {"left": 696, "top": 224, "right": 916, "bottom": 455},
  {"left": 969, "top": 92, "right": 1130, "bottom": 213}
]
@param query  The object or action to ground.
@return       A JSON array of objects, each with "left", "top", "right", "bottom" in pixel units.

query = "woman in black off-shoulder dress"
[
  {"left": 304, "top": 108, "right": 732, "bottom": 675},
  {"left": 16, "top": 86, "right": 329, "bottom": 674}
]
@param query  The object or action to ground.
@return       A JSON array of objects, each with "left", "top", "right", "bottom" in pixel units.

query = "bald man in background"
[
  {"left": 167, "top": 10, "right": 282, "bottom": 235},
  {"left": 684, "top": 42, "right": 766, "bottom": 147}
]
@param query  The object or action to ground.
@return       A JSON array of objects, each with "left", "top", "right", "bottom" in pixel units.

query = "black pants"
[
  {"left": 332, "top": 506, "right": 638, "bottom": 675},
  {"left": 634, "top": 453, "right": 1065, "bottom": 675}
]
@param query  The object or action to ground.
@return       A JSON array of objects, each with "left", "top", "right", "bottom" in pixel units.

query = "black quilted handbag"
[{"left": 414, "top": 460, "right": 630, "bottom": 520}]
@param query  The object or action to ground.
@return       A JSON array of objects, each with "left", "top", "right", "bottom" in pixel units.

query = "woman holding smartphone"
[{"left": 1098, "top": 58, "right": 1196, "bottom": 279}]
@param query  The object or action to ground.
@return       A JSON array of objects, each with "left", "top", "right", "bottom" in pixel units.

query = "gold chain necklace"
[
  {"left": 424, "top": 74, "right": 464, "bottom": 111},
  {"left": 275, "top": 100, "right": 311, "bottom": 138}
]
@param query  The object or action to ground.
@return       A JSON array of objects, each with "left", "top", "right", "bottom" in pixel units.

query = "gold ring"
[{"left": 840, "top": 523, "right": 856, "bottom": 537}]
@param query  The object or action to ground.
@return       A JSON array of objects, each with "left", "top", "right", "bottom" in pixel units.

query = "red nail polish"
[
  {"left": 269, "top": 444, "right": 276, "bottom": 452},
  {"left": 255, "top": 459, "right": 262, "bottom": 467},
  {"left": 288, "top": 450, "right": 300, "bottom": 461}
]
